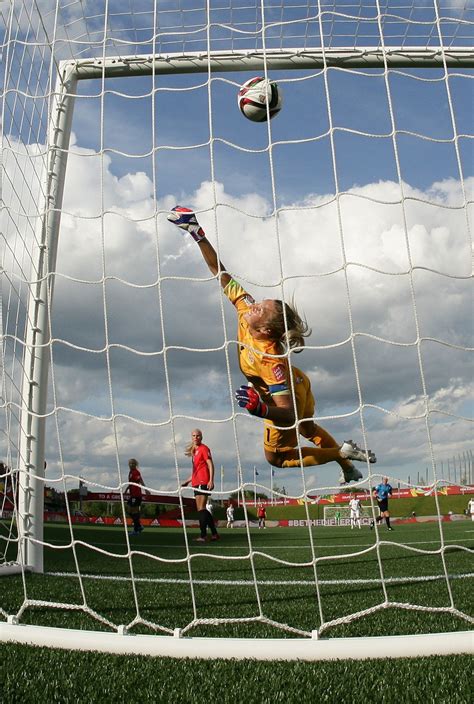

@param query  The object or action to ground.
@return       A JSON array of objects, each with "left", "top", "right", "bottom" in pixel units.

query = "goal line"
[{"left": 0, "top": 622, "right": 471, "bottom": 661}]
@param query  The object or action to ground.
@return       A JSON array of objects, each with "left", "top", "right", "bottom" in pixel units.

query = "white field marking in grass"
[
  {"left": 44, "top": 538, "right": 474, "bottom": 550},
  {"left": 45, "top": 571, "right": 474, "bottom": 586}
]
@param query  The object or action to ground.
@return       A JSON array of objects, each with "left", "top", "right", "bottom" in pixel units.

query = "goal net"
[
  {"left": 323, "top": 505, "right": 368, "bottom": 526},
  {"left": 0, "top": 0, "right": 473, "bottom": 659}
]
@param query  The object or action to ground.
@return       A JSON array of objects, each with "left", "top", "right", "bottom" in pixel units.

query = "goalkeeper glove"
[
  {"left": 167, "top": 206, "right": 206, "bottom": 242},
  {"left": 235, "top": 384, "right": 268, "bottom": 418}
]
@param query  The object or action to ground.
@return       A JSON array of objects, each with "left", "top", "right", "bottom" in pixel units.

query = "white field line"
[
  {"left": 44, "top": 538, "right": 474, "bottom": 550},
  {"left": 46, "top": 571, "right": 474, "bottom": 587}
]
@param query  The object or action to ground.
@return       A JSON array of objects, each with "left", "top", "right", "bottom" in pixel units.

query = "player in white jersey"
[
  {"left": 468, "top": 498, "right": 474, "bottom": 521},
  {"left": 226, "top": 503, "right": 235, "bottom": 528},
  {"left": 349, "top": 497, "right": 362, "bottom": 529}
]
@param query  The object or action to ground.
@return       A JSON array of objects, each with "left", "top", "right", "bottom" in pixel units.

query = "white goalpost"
[{"left": 0, "top": 0, "right": 473, "bottom": 659}]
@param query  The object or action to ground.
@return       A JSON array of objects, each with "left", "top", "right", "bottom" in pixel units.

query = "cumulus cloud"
[{"left": 1, "top": 137, "right": 472, "bottom": 493}]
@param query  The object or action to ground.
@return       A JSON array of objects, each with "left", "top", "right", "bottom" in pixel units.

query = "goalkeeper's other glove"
[
  {"left": 167, "top": 206, "right": 206, "bottom": 242},
  {"left": 235, "top": 384, "right": 268, "bottom": 418}
]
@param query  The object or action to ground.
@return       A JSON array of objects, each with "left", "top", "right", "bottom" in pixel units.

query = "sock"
[
  {"left": 385, "top": 516, "right": 391, "bottom": 528},
  {"left": 205, "top": 509, "right": 217, "bottom": 536},
  {"left": 132, "top": 513, "right": 141, "bottom": 531},
  {"left": 281, "top": 446, "right": 341, "bottom": 468},
  {"left": 198, "top": 510, "right": 207, "bottom": 538}
]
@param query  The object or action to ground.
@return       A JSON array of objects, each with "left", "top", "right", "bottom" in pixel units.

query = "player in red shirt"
[
  {"left": 181, "top": 429, "right": 219, "bottom": 542},
  {"left": 257, "top": 503, "right": 267, "bottom": 529},
  {"left": 126, "top": 458, "right": 149, "bottom": 536}
]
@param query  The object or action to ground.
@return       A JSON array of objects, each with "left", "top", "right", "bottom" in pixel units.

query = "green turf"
[
  {"left": 0, "top": 644, "right": 472, "bottom": 703},
  {"left": 1, "top": 521, "right": 472, "bottom": 639},
  {"left": 1, "top": 522, "right": 472, "bottom": 700}
]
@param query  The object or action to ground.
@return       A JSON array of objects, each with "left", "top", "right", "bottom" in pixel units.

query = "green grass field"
[
  {"left": 1, "top": 521, "right": 472, "bottom": 702},
  {"left": 1, "top": 520, "right": 472, "bottom": 637}
]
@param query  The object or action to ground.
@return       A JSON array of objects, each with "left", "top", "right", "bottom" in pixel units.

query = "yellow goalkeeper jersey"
[{"left": 223, "top": 279, "right": 290, "bottom": 400}]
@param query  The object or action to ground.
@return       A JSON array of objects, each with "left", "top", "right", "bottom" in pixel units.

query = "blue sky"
[{"left": 73, "top": 64, "right": 473, "bottom": 201}]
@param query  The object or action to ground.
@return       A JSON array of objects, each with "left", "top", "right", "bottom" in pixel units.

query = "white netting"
[
  {"left": 323, "top": 505, "right": 368, "bottom": 524},
  {"left": 0, "top": 0, "right": 473, "bottom": 655},
  {"left": 4, "top": 0, "right": 474, "bottom": 60}
]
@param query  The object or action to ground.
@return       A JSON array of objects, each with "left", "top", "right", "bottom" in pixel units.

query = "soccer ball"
[{"left": 237, "top": 77, "right": 282, "bottom": 122}]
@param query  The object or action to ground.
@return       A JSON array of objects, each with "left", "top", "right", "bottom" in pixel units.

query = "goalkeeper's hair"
[
  {"left": 184, "top": 428, "right": 202, "bottom": 457},
  {"left": 269, "top": 299, "right": 311, "bottom": 353}
]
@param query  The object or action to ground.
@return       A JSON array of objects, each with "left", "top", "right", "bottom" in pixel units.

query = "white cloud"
[{"left": 2, "top": 138, "right": 472, "bottom": 493}]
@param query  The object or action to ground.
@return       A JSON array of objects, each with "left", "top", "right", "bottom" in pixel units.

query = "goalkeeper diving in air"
[{"left": 168, "top": 206, "right": 376, "bottom": 482}]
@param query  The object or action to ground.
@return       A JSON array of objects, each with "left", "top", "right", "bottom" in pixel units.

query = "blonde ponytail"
[{"left": 270, "top": 299, "right": 311, "bottom": 353}]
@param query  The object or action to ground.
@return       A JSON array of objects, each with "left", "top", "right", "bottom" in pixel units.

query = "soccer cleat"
[
  {"left": 210, "top": 534, "right": 220, "bottom": 541},
  {"left": 129, "top": 530, "right": 140, "bottom": 536},
  {"left": 340, "top": 440, "right": 376, "bottom": 464},
  {"left": 194, "top": 536, "right": 206, "bottom": 543},
  {"left": 339, "top": 463, "right": 363, "bottom": 484},
  {"left": 167, "top": 206, "right": 206, "bottom": 242}
]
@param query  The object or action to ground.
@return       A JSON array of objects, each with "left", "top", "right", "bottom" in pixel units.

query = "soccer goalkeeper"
[{"left": 168, "top": 206, "right": 376, "bottom": 482}]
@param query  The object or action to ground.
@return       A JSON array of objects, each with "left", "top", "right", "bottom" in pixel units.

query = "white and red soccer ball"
[{"left": 237, "top": 76, "right": 282, "bottom": 122}]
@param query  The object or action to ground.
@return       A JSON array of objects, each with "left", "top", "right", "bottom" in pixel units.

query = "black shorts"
[
  {"left": 127, "top": 496, "right": 142, "bottom": 510},
  {"left": 193, "top": 484, "right": 209, "bottom": 497},
  {"left": 377, "top": 498, "right": 389, "bottom": 512}
]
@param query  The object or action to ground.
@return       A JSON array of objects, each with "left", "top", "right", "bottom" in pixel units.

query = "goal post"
[
  {"left": 68, "top": 48, "right": 474, "bottom": 80},
  {"left": 1, "top": 0, "right": 473, "bottom": 660},
  {"left": 16, "top": 66, "right": 78, "bottom": 574}
]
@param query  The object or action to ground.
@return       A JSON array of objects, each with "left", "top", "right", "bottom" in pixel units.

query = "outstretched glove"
[
  {"left": 167, "top": 206, "right": 206, "bottom": 242},
  {"left": 235, "top": 384, "right": 268, "bottom": 418}
]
